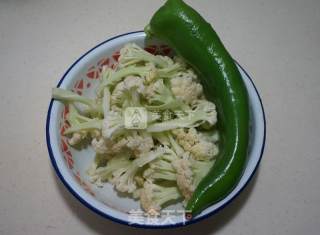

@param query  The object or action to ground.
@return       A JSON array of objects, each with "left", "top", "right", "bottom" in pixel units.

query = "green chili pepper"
[{"left": 145, "top": 0, "right": 249, "bottom": 216}]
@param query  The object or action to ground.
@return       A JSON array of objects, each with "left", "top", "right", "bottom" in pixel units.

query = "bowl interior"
[{"left": 47, "top": 31, "right": 265, "bottom": 227}]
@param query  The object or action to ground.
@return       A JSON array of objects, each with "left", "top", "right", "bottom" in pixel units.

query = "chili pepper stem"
[{"left": 144, "top": 24, "right": 153, "bottom": 38}]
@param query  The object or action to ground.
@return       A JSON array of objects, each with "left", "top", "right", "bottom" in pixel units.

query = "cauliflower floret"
[
  {"left": 102, "top": 110, "right": 125, "bottom": 140},
  {"left": 172, "top": 128, "right": 219, "bottom": 160},
  {"left": 143, "top": 63, "right": 158, "bottom": 84},
  {"left": 111, "top": 138, "right": 130, "bottom": 153},
  {"left": 91, "top": 137, "right": 128, "bottom": 155},
  {"left": 173, "top": 56, "right": 188, "bottom": 68},
  {"left": 190, "top": 141, "right": 218, "bottom": 160},
  {"left": 147, "top": 100, "right": 217, "bottom": 132},
  {"left": 134, "top": 175, "right": 145, "bottom": 188},
  {"left": 190, "top": 99, "right": 217, "bottom": 127},
  {"left": 126, "top": 132, "right": 154, "bottom": 157},
  {"left": 140, "top": 180, "right": 181, "bottom": 215},
  {"left": 93, "top": 131, "right": 154, "bottom": 157},
  {"left": 145, "top": 79, "right": 187, "bottom": 111},
  {"left": 121, "top": 75, "right": 144, "bottom": 91},
  {"left": 68, "top": 132, "right": 85, "bottom": 146},
  {"left": 98, "top": 65, "right": 157, "bottom": 95},
  {"left": 172, "top": 154, "right": 215, "bottom": 200},
  {"left": 157, "top": 60, "right": 185, "bottom": 79},
  {"left": 145, "top": 79, "right": 171, "bottom": 103},
  {"left": 111, "top": 76, "right": 145, "bottom": 107},
  {"left": 143, "top": 159, "right": 177, "bottom": 181},
  {"left": 88, "top": 153, "right": 132, "bottom": 183},
  {"left": 63, "top": 104, "right": 102, "bottom": 146},
  {"left": 91, "top": 137, "right": 109, "bottom": 154},
  {"left": 172, "top": 159, "right": 194, "bottom": 200},
  {"left": 170, "top": 70, "right": 203, "bottom": 104},
  {"left": 142, "top": 149, "right": 214, "bottom": 201},
  {"left": 118, "top": 43, "right": 170, "bottom": 68},
  {"left": 191, "top": 158, "right": 215, "bottom": 187},
  {"left": 110, "top": 147, "right": 167, "bottom": 193},
  {"left": 151, "top": 132, "right": 184, "bottom": 156},
  {"left": 142, "top": 145, "right": 179, "bottom": 181}
]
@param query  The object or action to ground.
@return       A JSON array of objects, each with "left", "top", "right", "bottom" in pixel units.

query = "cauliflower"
[
  {"left": 145, "top": 79, "right": 187, "bottom": 111},
  {"left": 91, "top": 137, "right": 110, "bottom": 154},
  {"left": 68, "top": 130, "right": 99, "bottom": 147},
  {"left": 172, "top": 159, "right": 194, "bottom": 200},
  {"left": 170, "top": 70, "right": 203, "bottom": 104},
  {"left": 93, "top": 131, "right": 154, "bottom": 157},
  {"left": 191, "top": 158, "right": 215, "bottom": 187},
  {"left": 151, "top": 131, "right": 184, "bottom": 155},
  {"left": 68, "top": 132, "right": 85, "bottom": 146},
  {"left": 90, "top": 136, "right": 128, "bottom": 154},
  {"left": 63, "top": 104, "right": 102, "bottom": 145},
  {"left": 98, "top": 64, "right": 157, "bottom": 95},
  {"left": 190, "top": 141, "right": 218, "bottom": 160},
  {"left": 102, "top": 86, "right": 111, "bottom": 117},
  {"left": 102, "top": 110, "right": 125, "bottom": 140},
  {"left": 173, "top": 56, "right": 188, "bottom": 68},
  {"left": 173, "top": 156, "right": 215, "bottom": 200},
  {"left": 142, "top": 134, "right": 188, "bottom": 183},
  {"left": 172, "top": 128, "right": 218, "bottom": 160},
  {"left": 111, "top": 138, "right": 130, "bottom": 153},
  {"left": 134, "top": 175, "right": 145, "bottom": 188},
  {"left": 52, "top": 88, "right": 102, "bottom": 116},
  {"left": 201, "top": 129, "right": 220, "bottom": 143},
  {"left": 111, "top": 76, "right": 145, "bottom": 108},
  {"left": 143, "top": 146, "right": 179, "bottom": 181},
  {"left": 110, "top": 147, "right": 167, "bottom": 193},
  {"left": 156, "top": 61, "right": 185, "bottom": 79},
  {"left": 126, "top": 131, "right": 154, "bottom": 157},
  {"left": 88, "top": 153, "right": 132, "bottom": 183},
  {"left": 190, "top": 100, "right": 217, "bottom": 127},
  {"left": 147, "top": 100, "right": 217, "bottom": 132},
  {"left": 167, "top": 132, "right": 185, "bottom": 157},
  {"left": 140, "top": 180, "right": 181, "bottom": 215},
  {"left": 143, "top": 149, "right": 215, "bottom": 201},
  {"left": 118, "top": 43, "right": 170, "bottom": 68},
  {"left": 152, "top": 132, "right": 170, "bottom": 146},
  {"left": 143, "top": 159, "right": 177, "bottom": 181}
]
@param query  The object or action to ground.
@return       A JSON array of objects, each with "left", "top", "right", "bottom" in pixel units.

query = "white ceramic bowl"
[{"left": 46, "top": 31, "right": 266, "bottom": 228}]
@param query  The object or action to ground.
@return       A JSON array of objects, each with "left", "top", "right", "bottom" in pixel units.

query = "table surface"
[{"left": 1, "top": 0, "right": 319, "bottom": 234}]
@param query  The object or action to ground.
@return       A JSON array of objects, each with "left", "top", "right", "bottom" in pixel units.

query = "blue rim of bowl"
[{"left": 46, "top": 31, "right": 266, "bottom": 229}]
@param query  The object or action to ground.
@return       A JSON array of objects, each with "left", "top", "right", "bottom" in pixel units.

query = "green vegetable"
[{"left": 146, "top": 0, "right": 249, "bottom": 216}]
